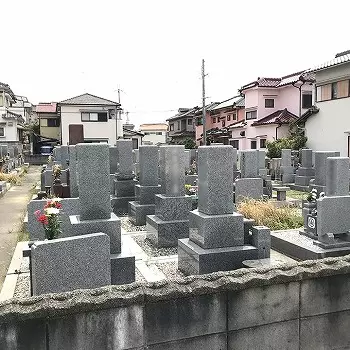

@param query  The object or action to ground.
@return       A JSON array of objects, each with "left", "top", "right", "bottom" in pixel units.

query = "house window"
[
  {"left": 251, "top": 140, "right": 257, "bottom": 149},
  {"left": 227, "top": 115, "right": 231, "bottom": 121},
  {"left": 47, "top": 118, "right": 60, "bottom": 127},
  {"left": 132, "top": 138, "right": 138, "bottom": 149},
  {"left": 196, "top": 117, "right": 203, "bottom": 126},
  {"left": 0, "top": 125, "right": 5, "bottom": 137},
  {"left": 302, "top": 94, "right": 312, "bottom": 109},
  {"left": 187, "top": 119, "right": 192, "bottom": 125},
  {"left": 246, "top": 110, "right": 257, "bottom": 120},
  {"left": 265, "top": 99, "right": 274, "bottom": 108},
  {"left": 233, "top": 113, "right": 237, "bottom": 120},
  {"left": 170, "top": 123, "right": 174, "bottom": 131},
  {"left": 331, "top": 82, "right": 338, "bottom": 99},
  {"left": 177, "top": 121, "right": 180, "bottom": 130},
  {"left": 81, "top": 112, "right": 108, "bottom": 122},
  {"left": 0, "top": 95, "right": 3, "bottom": 107},
  {"left": 260, "top": 139, "right": 266, "bottom": 149},
  {"left": 156, "top": 132, "right": 163, "bottom": 135},
  {"left": 337, "top": 80, "right": 349, "bottom": 98},
  {"left": 212, "top": 117, "right": 216, "bottom": 123},
  {"left": 230, "top": 139, "right": 239, "bottom": 149}
]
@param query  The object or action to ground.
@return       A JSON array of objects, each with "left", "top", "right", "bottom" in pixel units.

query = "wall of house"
[
  {"left": 140, "top": 130, "right": 167, "bottom": 144},
  {"left": 244, "top": 88, "right": 259, "bottom": 110},
  {"left": 0, "top": 116, "right": 19, "bottom": 142},
  {"left": 306, "top": 97, "right": 350, "bottom": 156},
  {"left": 60, "top": 105, "right": 117, "bottom": 145},
  {"left": 278, "top": 84, "right": 313, "bottom": 116},
  {"left": 39, "top": 113, "right": 60, "bottom": 140},
  {"left": 1, "top": 258, "right": 350, "bottom": 349}
]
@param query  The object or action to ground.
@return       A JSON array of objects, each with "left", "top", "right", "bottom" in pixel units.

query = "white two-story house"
[
  {"left": 297, "top": 50, "right": 350, "bottom": 156},
  {"left": 59, "top": 93, "right": 121, "bottom": 145},
  {"left": 0, "top": 82, "right": 25, "bottom": 144}
]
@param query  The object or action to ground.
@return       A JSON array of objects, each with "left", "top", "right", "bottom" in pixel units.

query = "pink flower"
[{"left": 34, "top": 210, "right": 41, "bottom": 217}]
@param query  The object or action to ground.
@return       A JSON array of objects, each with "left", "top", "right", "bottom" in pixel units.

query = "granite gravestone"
[
  {"left": 293, "top": 149, "right": 315, "bottom": 191},
  {"left": 146, "top": 145, "right": 192, "bottom": 247},
  {"left": 128, "top": 146, "right": 161, "bottom": 225},
  {"left": 31, "top": 233, "right": 111, "bottom": 295},
  {"left": 280, "top": 149, "right": 295, "bottom": 184},
  {"left": 312, "top": 151, "right": 340, "bottom": 193},
  {"left": 69, "top": 143, "right": 135, "bottom": 284},
  {"left": 60, "top": 145, "right": 69, "bottom": 170},
  {"left": 234, "top": 150, "right": 263, "bottom": 203},
  {"left": 111, "top": 140, "right": 135, "bottom": 215},
  {"left": 68, "top": 145, "right": 79, "bottom": 197},
  {"left": 178, "top": 145, "right": 270, "bottom": 275}
]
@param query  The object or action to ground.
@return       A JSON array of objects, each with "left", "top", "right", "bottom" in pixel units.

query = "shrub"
[
  {"left": 237, "top": 199, "right": 303, "bottom": 230},
  {"left": 0, "top": 173, "right": 21, "bottom": 185}
]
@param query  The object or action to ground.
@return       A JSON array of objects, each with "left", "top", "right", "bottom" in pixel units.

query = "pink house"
[
  {"left": 230, "top": 71, "right": 315, "bottom": 150},
  {"left": 195, "top": 96, "right": 245, "bottom": 145}
]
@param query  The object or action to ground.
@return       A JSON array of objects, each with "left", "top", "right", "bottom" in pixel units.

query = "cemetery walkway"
[{"left": 0, "top": 166, "right": 41, "bottom": 288}]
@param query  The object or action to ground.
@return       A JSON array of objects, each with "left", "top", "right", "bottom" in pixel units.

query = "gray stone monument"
[
  {"left": 128, "top": 146, "right": 162, "bottom": 225},
  {"left": 280, "top": 149, "right": 295, "bottom": 184},
  {"left": 234, "top": 150, "right": 263, "bottom": 203},
  {"left": 111, "top": 140, "right": 135, "bottom": 215},
  {"left": 293, "top": 148, "right": 315, "bottom": 191},
  {"left": 60, "top": 145, "right": 69, "bottom": 170},
  {"left": 146, "top": 145, "right": 192, "bottom": 247},
  {"left": 312, "top": 151, "right": 340, "bottom": 193},
  {"left": 53, "top": 146, "right": 61, "bottom": 164},
  {"left": 68, "top": 145, "right": 79, "bottom": 197},
  {"left": 69, "top": 143, "right": 135, "bottom": 284},
  {"left": 31, "top": 233, "right": 111, "bottom": 295},
  {"left": 178, "top": 145, "right": 270, "bottom": 275}
]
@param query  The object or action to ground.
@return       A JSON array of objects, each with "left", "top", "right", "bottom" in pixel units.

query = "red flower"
[
  {"left": 38, "top": 214, "right": 48, "bottom": 225},
  {"left": 55, "top": 202, "right": 62, "bottom": 209},
  {"left": 34, "top": 210, "right": 41, "bottom": 217}
]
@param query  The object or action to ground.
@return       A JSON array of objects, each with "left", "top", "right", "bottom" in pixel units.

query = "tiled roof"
[
  {"left": 310, "top": 51, "right": 350, "bottom": 72},
  {"left": 0, "top": 82, "right": 15, "bottom": 100},
  {"left": 228, "top": 120, "right": 247, "bottom": 129},
  {"left": 240, "top": 70, "right": 315, "bottom": 91},
  {"left": 36, "top": 102, "right": 57, "bottom": 113},
  {"left": 294, "top": 106, "right": 319, "bottom": 124},
  {"left": 139, "top": 123, "right": 168, "bottom": 131},
  {"left": 211, "top": 96, "right": 245, "bottom": 111},
  {"left": 251, "top": 109, "right": 298, "bottom": 126},
  {"left": 60, "top": 93, "right": 119, "bottom": 106},
  {"left": 167, "top": 107, "right": 198, "bottom": 121},
  {"left": 235, "top": 97, "right": 245, "bottom": 107},
  {"left": 3, "top": 110, "right": 25, "bottom": 123}
]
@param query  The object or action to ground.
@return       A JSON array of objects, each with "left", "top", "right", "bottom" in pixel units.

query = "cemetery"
[{"left": 1, "top": 141, "right": 350, "bottom": 349}]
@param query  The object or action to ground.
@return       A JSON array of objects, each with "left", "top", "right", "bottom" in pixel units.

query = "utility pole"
[
  {"left": 116, "top": 88, "right": 121, "bottom": 143},
  {"left": 202, "top": 59, "right": 207, "bottom": 145}
]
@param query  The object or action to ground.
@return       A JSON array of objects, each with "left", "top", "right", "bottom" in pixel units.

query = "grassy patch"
[
  {"left": 286, "top": 190, "right": 307, "bottom": 200},
  {"left": 237, "top": 199, "right": 303, "bottom": 230}
]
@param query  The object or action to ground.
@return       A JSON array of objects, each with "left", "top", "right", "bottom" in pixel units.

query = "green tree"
[{"left": 182, "top": 137, "right": 196, "bottom": 149}]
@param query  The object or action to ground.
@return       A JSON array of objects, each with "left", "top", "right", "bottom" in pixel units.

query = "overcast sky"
[{"left": 1, "top": 0, "right": 348, "bottom": 127}]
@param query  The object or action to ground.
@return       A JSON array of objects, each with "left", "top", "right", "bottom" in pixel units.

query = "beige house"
[
  {"left": 37, "top": 102, "right": 60, "bottom": 140},
  {"left": 139, "top": 123, "right": 168, "bottom": 144},
  {"left": 59, "top": 93, "right": 120, "bottom": 145}
]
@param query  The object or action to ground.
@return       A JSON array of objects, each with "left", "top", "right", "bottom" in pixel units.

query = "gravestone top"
[
  {"left": 76, "top": 143, "right": 111, "bottom": 220},
  {"left": 281, "top": 149, "right": 292, "bottom": 167},
  {"left": 159, "top": 145, "right": 186, "bottom": 196},
  {"left": 301, "top": 149, "right": 313, "bottom": 168},
  {"left": 198, "top": 145, "right": 234, "bottom": 215},
  {"left": 314, "top": 151, "right": 340, "bottom": 186},
  {"left": 326, "top": 157, "right": 350, "bottom": 197},
  {"left": 240, "top": 150, "right": 258, "bottom": 178},
  {"left": 116, "top": 139, "right": 134, "bottom": 179},
  {"left": 139, "top": 145, "right": 159, "bottom": 186}
]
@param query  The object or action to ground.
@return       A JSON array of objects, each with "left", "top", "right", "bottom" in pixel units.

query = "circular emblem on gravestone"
[{"left": 308, "top": 217, "right": 316, "bottom": 229}]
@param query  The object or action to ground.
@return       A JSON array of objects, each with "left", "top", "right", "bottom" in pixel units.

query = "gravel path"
[
  {"left": 121, "top": 217, "right": 146, "bottom": 232},
  {"left": 132, "top": 235, "right": 178, "bottom": 257},
  {"left": 156, "top": 261, "right": 186, "bottom": 280}
]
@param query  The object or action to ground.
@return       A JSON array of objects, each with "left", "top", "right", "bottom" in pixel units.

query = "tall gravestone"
[
  {"left": 53, "top": 146, "right": 61, "bottom": 165},
  {"left": 312, "top": 151, "right": 340, "bottom": 193},
  {"left": 60, "top": 145, "right": 69, "bottom": 170},
  {"left": 111, "top": 140, "right": 135, "bottom": 215},
  {"left": 280, "top": 149, "right": 295, "bottom": 184},
  {"left": 293, "top": 148, "right": 315, "bottom": 191},
  {"left": 133, "top": 149, "right": 140, "bottom": 179},
  {"left": 69, "top": 143, "right": 135, "bottom": 285},
  {"left": 178, "top": 145, "right": 270, "bottom": 275},
  {"left": 109, "top": 146, "right": 118, "bottom": 193},
  {"left": 146, "top": 145, "right": 192, "bottom": 247},
  {"left": 234, "top": 150, "right": 263, "bottom": 203},
  {"left": 68, "top": 145, "right": 78, "bottom": 197},
  {"left": 128, "top": 146, "right": 161, "bottom": 225}
]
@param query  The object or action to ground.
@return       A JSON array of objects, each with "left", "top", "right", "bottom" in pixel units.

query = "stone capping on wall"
[{"left": 1, "top": 254, "right": 350, "bottom": 323}]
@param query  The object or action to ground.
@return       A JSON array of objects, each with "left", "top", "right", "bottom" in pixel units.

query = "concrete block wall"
[{"left": 1, "top": 256, "right": 350, "bottom": 349}]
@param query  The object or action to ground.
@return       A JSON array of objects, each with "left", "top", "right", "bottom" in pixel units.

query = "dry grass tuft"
[
  {"left": 0, "top": 172, "right": 21, "bottom": 185},
  {"left": 237, "top": 199, "right": 303, "bottom": 230}
]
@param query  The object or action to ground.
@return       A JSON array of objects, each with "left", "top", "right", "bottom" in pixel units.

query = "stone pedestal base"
[
  {"left": 282, "top": 173, "right": 295, "bottom": 184},
  {"left": 295, "top": 175, "right": 313, "bottom": 187},
  {"left": 111, "top": 196, "right": 135, "bottom": 216},
  {"left": 110, "top": 236, "right": 135, "bottom": 285},
  {"left": 289, "top": 184, "right": 310, "bottom": 192},
  {"left": 69, "top": 213, "right": 121, "bottom": 253},
  {"left": 178, "top": 238, "right": 258, "bottom": 275},
  {"left": 114, "top": 179, "right": 135, "bottom": 197},
  {"left": 146, "top": 215, "right": 189, "bottom": 247},
  {"left": 128, "top": 201, "right": 155, "bottom": 226}
]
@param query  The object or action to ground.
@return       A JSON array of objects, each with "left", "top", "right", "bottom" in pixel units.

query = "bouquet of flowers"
[{"left": 34, "top": 198, "right": 62, "bottom": 240}]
